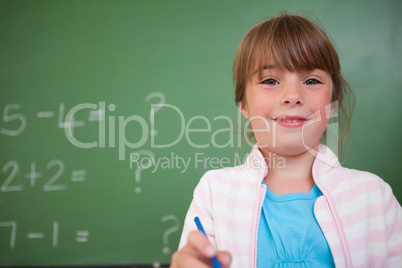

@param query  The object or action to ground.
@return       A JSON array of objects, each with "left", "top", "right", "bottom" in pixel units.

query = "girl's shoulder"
[
  {"left": 314, "top": 144, "right": 393, "bottom": 196},
  {"left": 337, "top": 165, "right": 389, "bottom": 189},
  {"left": 325, "top": 164, "right": 397, "bottom": 204}
]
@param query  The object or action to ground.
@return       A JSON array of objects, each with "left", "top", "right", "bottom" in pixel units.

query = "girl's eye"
[
  {"left": 304, "top": 78, "right": 322, "bottom": 85},
  {"left": 261, "top": 78, "right": 278, "bottom": 86}
]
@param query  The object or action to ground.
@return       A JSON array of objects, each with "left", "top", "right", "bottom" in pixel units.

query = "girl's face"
[{"left": 240, "top": 64, "right": 333, "bottom": 157}]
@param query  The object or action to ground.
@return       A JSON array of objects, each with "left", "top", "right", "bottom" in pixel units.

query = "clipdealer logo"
[
  {"left": 63, "top": 99, "right": 339, "bottom": 168},
  {"left": 63, "top": 102, "right": 255, "bottom": 160}
]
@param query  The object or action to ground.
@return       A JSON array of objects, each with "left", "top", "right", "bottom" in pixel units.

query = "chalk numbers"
[
  {"left": 1, "top": 161, "right": 21, "bottom": 192},
  {"left": 0, "top": 104, "right": 27, "bottom": 136},
  {"left": 0, "top": 103, "right": 102, "bottom": 137},
  {"left": 1, "top": 160, "right": 86, "bottom": 192},
  {"left": 43, "top": 160, "right": 65, "bottom": 191},
  {"left": 0, "top": 222, "right": 17, "bottom": 249},
  {"left": 1, "top": 95, "right": 180, "bottom": 256},
  {"left": 0, "top": 221, "right": 90, "bottom": 249}
]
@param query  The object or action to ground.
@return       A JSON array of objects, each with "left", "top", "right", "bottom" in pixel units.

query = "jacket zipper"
[
  {"left": 326, "top": 202, "right": 348, "bottom": 268},
  {"left": 253, "top": 184, "right": 266, "bottom": 268}
]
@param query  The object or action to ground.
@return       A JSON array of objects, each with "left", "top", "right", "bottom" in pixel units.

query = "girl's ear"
[{"left": 239, "top": 101, "right": 250, "bottom": 120}]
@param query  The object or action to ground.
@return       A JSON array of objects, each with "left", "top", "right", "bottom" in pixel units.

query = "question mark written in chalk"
[
  {"left": 130, "top": 150, "right": 155, "bottom": 193},
  {"left": 145, "top": 92, "right": 166, "bottom": 137},
  {"left": 161, "top": 214, "right": 180, "bottom": 254}
]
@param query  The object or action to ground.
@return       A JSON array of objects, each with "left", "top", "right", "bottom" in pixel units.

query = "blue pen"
[{"left": 194, "top": 216, "right": 222, "bottom": 268}]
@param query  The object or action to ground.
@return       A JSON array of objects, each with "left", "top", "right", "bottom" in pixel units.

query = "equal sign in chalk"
[
  {"left": 71, "top": 170, "right": 86, "bottom": 182},
  {"left": 76, "top": 230, "right": 89, "bottom": 242},
  {"left": 27, "top": 232, "right": 44, "bottom": 239},
  {"left": 36, "top": 111, "right": 55, "bottom": 118}
]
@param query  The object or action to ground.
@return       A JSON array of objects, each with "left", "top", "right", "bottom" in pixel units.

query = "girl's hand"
[{"left": 170, "top": 230, "right": 232, "bottom": 268}]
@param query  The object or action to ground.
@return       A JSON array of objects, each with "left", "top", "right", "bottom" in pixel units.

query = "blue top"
[{"left": 257, "top": 183, "right": 335, "bottom": 268}]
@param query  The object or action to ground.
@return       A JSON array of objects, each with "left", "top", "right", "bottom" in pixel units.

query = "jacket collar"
[
  {"left": 243, "top": 144, "right": 268, "bottom": 183},
  {"left": 244, "top": 143, "right": 340, "bottom": 187}
]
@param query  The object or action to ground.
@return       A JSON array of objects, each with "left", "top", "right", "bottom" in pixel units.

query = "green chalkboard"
[{"left": 1, "top": 0, "right": 401, "bottom": 266}]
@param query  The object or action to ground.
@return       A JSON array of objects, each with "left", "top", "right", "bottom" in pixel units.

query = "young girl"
[{"left": 171, "top": 13, "right": 402, "bottom": 268}]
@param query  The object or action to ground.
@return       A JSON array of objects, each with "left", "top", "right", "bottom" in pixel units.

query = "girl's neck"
[{"left": 260, "top": 145, "right": 318, "bottom": 195}]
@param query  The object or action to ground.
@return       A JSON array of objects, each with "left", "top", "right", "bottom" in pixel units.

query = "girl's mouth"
[{"left": 272, "top": 116, "right": 309, "bottom": 128}]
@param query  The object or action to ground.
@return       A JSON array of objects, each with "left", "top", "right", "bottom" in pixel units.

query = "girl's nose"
[{"left": 280, "top": 85, "right": 304, "bottom": 106}]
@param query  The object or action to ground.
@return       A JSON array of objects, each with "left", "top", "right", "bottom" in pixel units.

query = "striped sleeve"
[
  {"left": 178, "top": 170, "right": 216, "bottom": 250},
  {"left": 382, "top": 182, "right": 402, "bottom": 265}
]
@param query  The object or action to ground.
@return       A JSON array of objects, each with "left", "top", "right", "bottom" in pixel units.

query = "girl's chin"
[{"left": 256, "top": 140, "right": 319, "bottom": 157}]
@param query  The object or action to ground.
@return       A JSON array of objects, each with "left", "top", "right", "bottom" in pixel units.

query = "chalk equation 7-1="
[
  {"left": 0, "top": 221, "right": 90, "bottom": 249},
  {"left": 1, "top": 159, "right": 86, "bottom": 192}
]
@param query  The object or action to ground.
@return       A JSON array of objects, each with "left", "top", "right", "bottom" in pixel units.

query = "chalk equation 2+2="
[{"left": 1, "top": 159, "right": 86, "bottom": 192}]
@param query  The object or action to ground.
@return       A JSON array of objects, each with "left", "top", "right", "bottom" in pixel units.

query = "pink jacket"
[{"left": 179, "top": 144, "right": 402, "bottom": 267}]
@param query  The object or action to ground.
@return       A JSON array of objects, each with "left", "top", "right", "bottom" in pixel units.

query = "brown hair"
[{"left": 233, "top": 12, "right": 355, "bottom": 158}]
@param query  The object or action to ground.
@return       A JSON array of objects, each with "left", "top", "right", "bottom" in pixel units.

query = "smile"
[{"left": 272, "top": 116, "right": 309, "bottom": 128}]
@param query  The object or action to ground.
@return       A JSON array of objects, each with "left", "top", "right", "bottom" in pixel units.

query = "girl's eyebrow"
[
  {"left": 262, "top": 64, "right": 275, "bottom": 70},
  {"left": 252, "top": 64, "right": 275, "bottom": 75}
]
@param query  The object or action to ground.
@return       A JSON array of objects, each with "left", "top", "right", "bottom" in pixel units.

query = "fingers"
[
  {"left": 216, "top": 251, "right": 232, "bottom": 268},
  {"left": 171, "top": 249, "right": 212, "bottom": 268},
  {"left": 170, "top": 231, "right": 232, "bottom": 268},
  {"left": 170, "top": 231, "right": 217, "bottom": 268},
  {"left": 187, "top": 231, "right": 217, "bottom": 258}
]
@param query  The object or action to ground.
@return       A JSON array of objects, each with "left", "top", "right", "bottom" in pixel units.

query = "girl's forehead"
[
  {"left": 250, "top": 59, "right": 328, "bottom": 77},
  {"left": 249, "top": 38, "right": 335, "bottom": 76}
]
